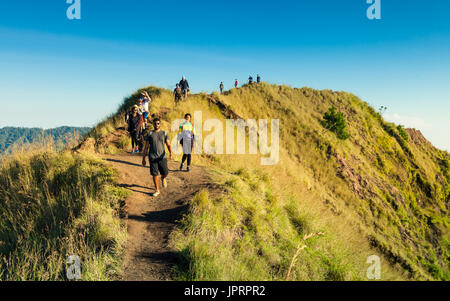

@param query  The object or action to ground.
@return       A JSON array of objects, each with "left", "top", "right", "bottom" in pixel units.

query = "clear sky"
[{"left": 0, "top": 0, "right": 449, "bottom": 150}]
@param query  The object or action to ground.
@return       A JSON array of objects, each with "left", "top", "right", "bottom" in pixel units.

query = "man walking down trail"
[
  {"left": 178, "top": 113, "right": 196, "bottom": 172},
  {"left": 127, "top": 105, "right": 142, "bottom": 154},
  {"left": 179, "top": 76, "right": 190, "bottom": 99},
  {"left": 220, "top": 82, "right": 224, "bottom": 94},
  {"left": 248, "top": 76, "right": 253, "bottom": 84},
  {"left": 257, "top": 74, "right": 261, "bottom": 83},
  {"left": 142, "top": 118, "right": 173, "bottom": 197}
]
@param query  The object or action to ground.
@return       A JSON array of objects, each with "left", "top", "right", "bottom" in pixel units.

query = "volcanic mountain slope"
[{"left": 81, "top": 83, "right": 449, "bottom": 280}]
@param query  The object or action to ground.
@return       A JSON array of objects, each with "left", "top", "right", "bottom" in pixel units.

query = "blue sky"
[{"left": 0, "top": 0, "right": 449, "bottom": 150}]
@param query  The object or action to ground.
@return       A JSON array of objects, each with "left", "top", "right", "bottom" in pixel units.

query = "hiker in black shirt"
[
  {"left": 127, "top": 105, "right": 142, "bottom": 154},
  {"left": 257, "top": 74, "right": 261, "bottom": 83},
  {"left": 179, "top": 76, "right": 190, "bottom": 99},
  {"left": 249, "top": 76, "right": 253, "bottom": 84},
  {"left": 142, "top": 118, "right": 173, "bottom": 197}
]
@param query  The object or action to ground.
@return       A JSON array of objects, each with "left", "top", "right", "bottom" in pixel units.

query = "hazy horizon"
[{"left": 1, "top": 1, "right": 449, "bottom": 150}]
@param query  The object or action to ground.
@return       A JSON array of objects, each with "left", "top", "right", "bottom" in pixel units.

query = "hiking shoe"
[
  {"left": 153, "top": 191, "right": 160, "bottom": 197},
  {"left": 180, "top": 163, "right": 184, "bottom": 171},
  {"left": 186, "top": 166, "right": 190, "bottom": 172},
  {"left": 162, "top": 179, "right": 167, "bottom": 188},
  {"left": 131, "top": 149, "right": 135, "bottom": 154}
]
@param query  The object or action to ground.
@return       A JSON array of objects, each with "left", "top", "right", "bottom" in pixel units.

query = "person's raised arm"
[
  {"left": 142, "top": 91, "right": 152, "bottom": 102},
  {"left": 142, "top": 140, "right": 150, "bottom": 166}
]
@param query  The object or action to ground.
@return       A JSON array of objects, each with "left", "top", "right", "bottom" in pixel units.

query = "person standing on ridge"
[
  {"left": 248, "top": 76, "right": 253, "bottom": 84},
  {"left": 142, "top": 111, "right": 149, "bottom": 127},
  {"left": 174, "top": 84, "right": 182, "bottom": 103},
  {"left": 257, "top": 74, "right": 261, "bottom": 83},
  {"left": 178, "top": 113, "right": 196, "bottom": 172},
  {"left": 220, "top": 82, "right": 224, "bottom": 94},
  {"left": 125, "top": 99, "right": 143, "bottom": 123},
  {"left": 235, "top": 79, "right": 238, "bottom": 88},
  {"left": 142, "top": 118, "right": 173, "bottom": 197},
  {"left": 141, "top": 116, "right": 152, "bottom": 136},
  {"left": 127, "top": 105, "right": 142, "bottom": 154},
  {"left": 141, "top": 90, "right": 151, "bottom": 113},
  {"left": 137, "top": 99, "right": 146, "bottom": 142},
  {"left": 179, "top": 76, "right": 190, "bottom": 100},
  {"left": 140, "top": 116, "right": 152, "bottom": 146},
  {"left": 137, "top": 99, "right": 145, "bottom": 115}
]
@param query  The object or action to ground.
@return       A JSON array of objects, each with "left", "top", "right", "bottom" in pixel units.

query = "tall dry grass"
[{"left": 0, "top": 147, "right": 129, "bottom": 280}]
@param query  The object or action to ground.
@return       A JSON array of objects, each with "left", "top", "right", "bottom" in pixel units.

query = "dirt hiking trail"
[{"left": 101, "top": 153, "right": 213, "bottom": 281}]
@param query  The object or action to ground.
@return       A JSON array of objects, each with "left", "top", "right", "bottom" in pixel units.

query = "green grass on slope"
[
  {"left": 85, "top": 83, "right": 448, "bottom": 280},
  {"left": 215, "top": 83, "right": 449, "bottom": 280},
  {"left": 0, "top": 150, "right": 129, "bottom": 280},
  {"left": 170, "top": 167, "right": 366, "bottom": 281}
]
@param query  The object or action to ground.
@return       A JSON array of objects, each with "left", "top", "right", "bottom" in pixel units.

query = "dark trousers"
[
  {"left": 182, "top": 154, "right": 192, "bottom": 166},
  {"left": 130, "top": 131, "right": 139, "bottom": 148}
]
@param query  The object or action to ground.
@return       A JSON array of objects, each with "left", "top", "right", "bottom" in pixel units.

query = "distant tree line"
[{"left": 0, "top": 126, "right": 91, "bottom": 154}]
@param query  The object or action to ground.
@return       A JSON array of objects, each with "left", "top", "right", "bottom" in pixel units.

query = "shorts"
[{"left": 149, "top": 158, "right": 169, "bottom": 177}]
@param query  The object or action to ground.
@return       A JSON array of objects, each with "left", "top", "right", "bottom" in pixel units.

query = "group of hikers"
[
  {"left": 125, "top": 90, "right": 152, "bottom": 154},
  {"left": 126, "top": 74, "right": 259, "bottom": 196},
  {"left": 220, "top": 74, "right": 261, "bottom": 94},
  {"left": 174, "top": 76, "right": 190, "bottom": 103}
]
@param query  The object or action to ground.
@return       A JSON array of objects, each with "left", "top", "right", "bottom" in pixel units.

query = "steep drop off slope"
[{"left": 81, "top": 83, "right": 449, "bottom": 280}]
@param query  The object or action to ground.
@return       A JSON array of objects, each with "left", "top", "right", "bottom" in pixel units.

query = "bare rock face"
[
  {"left": 334, "top": 153, "right": 371, "bottom": 198},
  {"left": 406, "top": 128, "right": 432, "bottom": 148}
]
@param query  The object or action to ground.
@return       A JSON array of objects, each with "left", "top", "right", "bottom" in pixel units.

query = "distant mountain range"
[{"left": 0, "top": 126, "right": 91, "bottom": 154}]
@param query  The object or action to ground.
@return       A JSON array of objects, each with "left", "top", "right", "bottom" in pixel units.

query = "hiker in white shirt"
[{"left": 141, "top": 90, "right": 152, "bottom": 113}]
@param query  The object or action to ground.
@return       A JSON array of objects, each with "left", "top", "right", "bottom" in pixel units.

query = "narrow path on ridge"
[{"left": 101, "top": 153, "right": 213, "bottom": 281}]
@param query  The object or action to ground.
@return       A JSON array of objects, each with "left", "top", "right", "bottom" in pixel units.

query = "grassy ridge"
[
  {"left": 55, "top": 83, "right": 449, "bottom": 280},
  {"left": 213, "top": 83, "right": 449, "bottom": 280},
  {"left": 88, "top": 85, "right": 403, "bottom": 280},
  {"left": 0, "top": 149, "right": 129, "bottom": 280}
]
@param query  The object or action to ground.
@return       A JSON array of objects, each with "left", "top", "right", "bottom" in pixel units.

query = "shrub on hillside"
[
  {"left": 397, "top": 125, "right": 409, "bottom": 141},
  {"left": 321, "top": 106, "right": 350, "bottom": 140},
  {"left": 381, "top": 122, "right": 413, "bottom": 157}
]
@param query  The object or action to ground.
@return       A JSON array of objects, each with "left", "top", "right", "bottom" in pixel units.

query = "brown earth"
[{"left": 101, "top": 153, "right": 216, "bottom": 281}]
